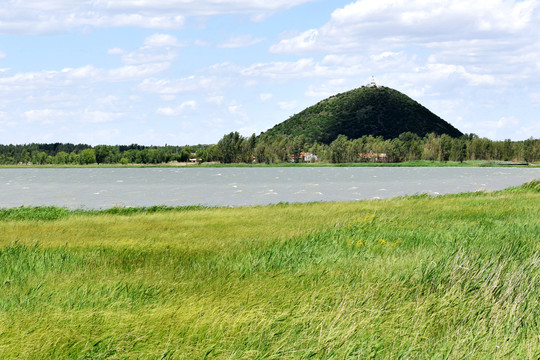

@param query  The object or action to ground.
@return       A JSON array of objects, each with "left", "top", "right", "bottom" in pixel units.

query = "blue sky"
[{"left": 0, "top": 0, "right": 539, "bottom": 146}]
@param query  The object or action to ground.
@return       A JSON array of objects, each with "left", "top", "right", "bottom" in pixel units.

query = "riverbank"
[
  {"left": 1, "top": 159, "right": 538, "bottom": 168},
  {"left": 1, "top": 181, "right": 539, "bottom": 358}
]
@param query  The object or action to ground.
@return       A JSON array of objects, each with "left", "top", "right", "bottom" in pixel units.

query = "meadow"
[{"left": 0, "top": 180, "right": 539, "bottom": 359}]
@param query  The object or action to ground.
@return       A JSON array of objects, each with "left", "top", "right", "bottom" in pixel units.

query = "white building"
[{"left": 368, "top": 76, "right": 381, "bottom": 88}]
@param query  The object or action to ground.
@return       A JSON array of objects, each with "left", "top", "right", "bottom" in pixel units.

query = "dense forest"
[
  {"left": 261, "top": 86, "right": 463, "bottom": 143},
  {"left": 0, "top": 132, "right": 539, "bottom": 165}
]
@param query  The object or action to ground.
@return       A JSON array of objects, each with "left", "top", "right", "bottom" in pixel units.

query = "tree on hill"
[{"left": 261, "top": 86, "right": 463, "bottom": 144}]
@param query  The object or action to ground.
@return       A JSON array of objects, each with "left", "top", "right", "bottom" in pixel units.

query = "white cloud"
[
  {"left": 91, "top": 0, "right": 315, "bottom": 16},
  {"left": 110, "top": 34, "right": 182, "bottom": 65},
  {"left": 206, "top": 95, "right": 225, "bottom": 105},
  {"left": 144, "top": 33, "right": 182, "bottom": 48},
  {"left": 270, "top": 0, "right": 539, "bottom": 57},
  {"left": 530, "top": 93, "right": 540, "bottom": 103},
  {"left": 22, "top": 108, "right": 124, "bottom": 125},
  {"left": 160, "top": 95, "right": 176, "bottom": 101},
  {"left": 305, "top": 82, "right": 346, "bottom": 98},
  {"left": 259, "top": 93, "right": 274, "bottom": 101},
  {"left": 270, "top": 29, "right": 319, "bottom": 53},
  {"left": 516, "top": 122, "right": 540, "bottom": 139},
  {"left": 468, "top": 116, "right": 522, "bottom": 139},
  {"left": 156, "top": 100, "right": 197, "bottom": 116},
  {"left": 0, "top": 0, "right": 316, "bottom": 34},
  {"left": 108, "top": 63, "right": 171, "bottom": 81},
  {"left": 96, "top": 95, "right": 120, "bottom": 106},
  {"left": 118, "top": 51, "right": 178, "bottom": 66},
  {"left": 0, "top": 51, "right": 5, "bottom": 59},
  {"left": 420, "top": 63, "right": 497, "bottom": 86},
  {"left": 240, "top": 58, "right": 316, "bottom": 78},
  {"left": 0, "top": 111, "right": 16, "bottom": 128},
  {"left": 0, "top": 62, "right": 169, "bottom": 102},
  {"left": 139, "top": 76, "right": 228, "bottom": 94},
  {"left": 228, "top": 102, "right": 249, "bottom": 122},
  {"left": 80, "top": 110, "right": 124, "bottom": 124},
  {"left": 63, "top": 65, "right": 102, "bottom": 80},
  {"left": 219, "top": 35, "right": 265, "bottom": 49},
  {"left": 105, "top": 14, "right": 185, "bottom": 29},
  {"left": 266, "top": 0, "right": 540, "bottom": 105},
  {"left": 0, "top": 12, "right": 186, "bottom": 34},
  {"left": 277, "top": 100, "right": 297, "bottom": 110},
  {"left": 370, "top": 51, "right": 401, "bottom": 61},
  {"left": 479, "top": 116, "right": 519, "bottom": 129},
  {"left": 23, "top": 109, "right": 70, "bottom": 125},
  {"left": 107, "top": 48, "right": 124, "bottom": 55}
]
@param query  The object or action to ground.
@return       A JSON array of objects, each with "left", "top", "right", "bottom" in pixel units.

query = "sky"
[{"left": 0, "top": 0, "right": 539, "bottom": 146}]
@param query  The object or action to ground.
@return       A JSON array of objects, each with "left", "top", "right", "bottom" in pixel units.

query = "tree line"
[
  {"left": 0, "top": 132, "right": 539, "bottom": 165},
  {"left": 0, "top": 143, "right": 211, "bottom": 165},
  {"left": 210, "top": 132, "right": 539, "bottom": 164}
]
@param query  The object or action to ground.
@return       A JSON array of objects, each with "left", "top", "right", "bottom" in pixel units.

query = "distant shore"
[{"left": 0, "top": 160, "right": 538, "bottom": 169}]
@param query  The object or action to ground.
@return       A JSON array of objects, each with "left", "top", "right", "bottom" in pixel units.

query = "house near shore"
[
  {"left": 359, "top": 151, "right": 387, "bottom": 162},
  {"left": 289, "top": 152, "right": 318, "bottom": 163},
  {"left": 302, "top": 152, "right": 318, "bottom": 162}
]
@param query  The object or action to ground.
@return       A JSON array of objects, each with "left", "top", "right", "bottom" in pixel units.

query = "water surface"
[{"left": 0, "top": 167, "right": 538, "bottom": 209}]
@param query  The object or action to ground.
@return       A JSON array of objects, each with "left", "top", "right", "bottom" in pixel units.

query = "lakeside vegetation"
[
  {"left": 0, "top": 132, "right": 539, "bottom": 166},
  {"left": 1, "top": 181, "right": 539, "bottom": 358},
  {"left": 1, "top": 160, "right": 538, "bottom": 170}
]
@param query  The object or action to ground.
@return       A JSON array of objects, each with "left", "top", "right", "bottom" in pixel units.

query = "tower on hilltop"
[{"left": 368, "top": 75, "right": 378, "bottom": 88}]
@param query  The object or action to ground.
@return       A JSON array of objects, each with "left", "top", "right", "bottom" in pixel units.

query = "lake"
[{"left": 0, "top": 167, "right": 538, "bottom": 209}]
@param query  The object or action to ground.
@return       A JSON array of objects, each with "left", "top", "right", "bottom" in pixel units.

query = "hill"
[{"left": 261, "top": 85, "right": 463, "bottom": 144}]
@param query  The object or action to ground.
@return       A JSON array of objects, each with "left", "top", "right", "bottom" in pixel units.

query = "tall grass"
[
  {"left": 0, "top": 205, "right": 207, "bottom": 221},
  {"left": 0, "top": 181, "right": 539, "bottom": 359}
]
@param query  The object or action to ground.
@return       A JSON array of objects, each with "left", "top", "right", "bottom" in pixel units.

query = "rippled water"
[{"left": 0, "top": 167, "right": 538, "bottom": 209}]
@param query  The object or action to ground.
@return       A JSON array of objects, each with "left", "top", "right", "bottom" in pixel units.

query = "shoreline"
[
  {"left": 0, "top": 160, "right": 538, "bottom": 169},
  {"left": 1, "top": 180, "right": 538, "bottom": 220}
]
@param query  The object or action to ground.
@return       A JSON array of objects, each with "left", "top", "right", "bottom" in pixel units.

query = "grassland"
[{"left": 1, "top": 181, "right": 539, "bottom": 359}]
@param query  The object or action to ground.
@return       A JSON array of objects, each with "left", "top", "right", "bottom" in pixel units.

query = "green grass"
[
  {"left": 0, "top": 181, "right": 539, "bottom": 359},
  {"left": 0, "top": 205, "right": 207, "bottom": 222}
]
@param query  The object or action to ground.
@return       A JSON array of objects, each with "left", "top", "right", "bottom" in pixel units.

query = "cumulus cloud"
[
  {"left": 0, "top": 11, "right": 185, "bottom": 34},
  {"left": 277, "top": 101, "right": 298, "bottom": 110},
  {"left": 529, "top": 93, "right": 540, "bottom": 103},
  {"left": 144, "top": 33, "right": 183, "bottom": 48},
  {"left": 22, "top": 108, "right": 124, "bottom": 126},
  {"left": 271, "top": 0, "right": 538, "bottom": 54},
  {"left": 0, "top": 0, "right": 316, "bottom": 34},
  {"left": 219, "top": 35, "right": 265, "bottom": 49},
  {"left": 91, "top": 0, "right": 315, "bottom": 16},
  {"left": 468, "top": 116, "right": 522, "bottom": 139},
  {"left": 0, "top": 61, "right": 169, "bottom": 103},
  {"left": 479, "top": 116, "right": 519, "bottom": 129},
  {"left": 228, "top": 102, "right": 249, "bottom": 122},
  {"left": 139, "top": 76, "right": 229, "bottom": 94},
  {"left": 80, "top": 110, "right": 124, "bottom": 124},
  {"left": 206, "top": 95, "right": 225, "bottom": 105},
  {"left": 240, "top": 58, "right": 317, "bottom": 79},
  {"left": 265, "top": 0, "right": 540, "bottom": 114},
  {"left": 259, "top": 93, "right": 274, "bottom": 101},
  {"left": 157, "top": 101, "right": 197, "bottom": 116},
  {"left": 23, "top": 109, "right": 70, "bottom": 125},
  {"left": 268, "top": 0, "right": 540, "bottom": 88},
  {"left": 109, "top": 34, "right": 182, "bottom": 65}
]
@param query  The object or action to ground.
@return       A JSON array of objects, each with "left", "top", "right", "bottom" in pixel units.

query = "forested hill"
[{"left": 261, "top": 86, "right": 463, "bottom": 144}]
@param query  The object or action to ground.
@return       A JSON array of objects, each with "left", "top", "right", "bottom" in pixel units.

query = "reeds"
[{"left": 0, "top": 181, "right": 539, "bottom": 358}]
